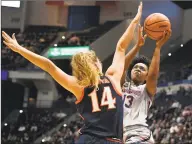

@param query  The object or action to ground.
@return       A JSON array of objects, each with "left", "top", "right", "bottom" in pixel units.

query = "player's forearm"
[
  {"left": 120, "top": 44, "right": 140, "bottom": 85},
  {"left": 18, "top": 45, "right": 54, "bottom": 72},
  {"left": 116, "top": 20, "right": 138, "bottom": 52},
  {"left": 124, "top": 44, "right": 141, "bottom": 71},
  {"left": 148, "top": 47, "right": 161, "bottom": 80},
  {"left": 120, "top": 45, "right": 141, "bottom": 85},
  {"left": 146, "top": 47, "right": 160, "bottom": 96}
]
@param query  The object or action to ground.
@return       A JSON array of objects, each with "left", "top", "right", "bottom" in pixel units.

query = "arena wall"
[
  {"left": 1, "top": 3, "right": 23, "bottom": 28},
  {"left": 182, "top": 9, "right": 192, "bottom": 43}
]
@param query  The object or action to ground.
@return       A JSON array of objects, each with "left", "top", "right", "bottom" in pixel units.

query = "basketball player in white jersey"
[{"left": 121, "top": 23, "right": 171, "bottom": 143}]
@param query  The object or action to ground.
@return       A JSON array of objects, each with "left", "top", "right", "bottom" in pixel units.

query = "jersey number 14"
[{"left": 89, "top": 86, "right": 116, "bottom": 112}]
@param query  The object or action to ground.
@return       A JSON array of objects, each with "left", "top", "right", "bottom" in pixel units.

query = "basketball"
[{"left": 144, "top": 13, "right": 171, "bottom": 40}]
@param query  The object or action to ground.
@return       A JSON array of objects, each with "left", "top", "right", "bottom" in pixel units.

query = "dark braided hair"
[{"left": 127, "top": 55, "right": 151, "bottom": 80}]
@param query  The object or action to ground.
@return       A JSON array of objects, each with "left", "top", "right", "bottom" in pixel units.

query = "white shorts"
[{"left": 123, "top": 125, "right": 154, "bottom": 144}]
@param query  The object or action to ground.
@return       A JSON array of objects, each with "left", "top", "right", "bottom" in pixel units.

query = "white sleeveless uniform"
[{"left": 123, "top": 82, "right": 154, "bottom": 144}]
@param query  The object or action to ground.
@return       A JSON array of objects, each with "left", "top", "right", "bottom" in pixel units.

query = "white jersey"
[{"left": 123, "top": 82, "right": 152, "bottom": 128}]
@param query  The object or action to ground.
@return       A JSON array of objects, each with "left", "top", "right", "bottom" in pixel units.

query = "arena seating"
[
  {"left": 1, "top": 26, "right": 62, "bottom": 70},
  {"left": 75, "top": 20, "right": 121, "bottom": 43},
  {"left": 40, "top": 115, "right": 83, "bottom": 144},
  {"left": 1, "top": 109, "right": 67, "bottom": 144},
  {"left": 1, "top": 21, "right": 121, "bottom": 70},
  {"left": 158, "top": 63, "right": 192, "bottom": 84},
  {"left": 57, "top": 21, "right": 121, "bottom": 47},
  {"left": 148, "top": 88, "right": 192, "bottom": 143}
]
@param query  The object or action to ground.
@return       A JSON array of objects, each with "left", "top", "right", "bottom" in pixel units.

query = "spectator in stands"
[
  {"left": 1, "top": 27, "right": 58, "bottom": 70},
  {"left": 68, "top": 34, "right": 80, "bottom": 46},
  {"left": 30, "top": 123, "right": 38, "bottom": 132},
  {"left": 1, "top": 109, "right": 66, "bottom": 144},
  {"left": 158, "top": 63, "right": 192, "bottom": 84},
  {"left": 148, "top": 89, "right": 192, "bottom": 143}
]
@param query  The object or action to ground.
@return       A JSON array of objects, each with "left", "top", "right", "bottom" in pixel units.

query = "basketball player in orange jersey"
[
  {"left": 2, "top": 2, "right": 142, "bottom": 144},
  {"left": 121, "top": 25, "right": 171, "bottom": 143}
]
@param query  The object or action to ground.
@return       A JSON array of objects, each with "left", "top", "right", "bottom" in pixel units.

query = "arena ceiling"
[
  {"left": 45, "top": 1, "right": 192, "bottom": 9},
  {"left": 172, "top": 1, "right": 192, "bottom": 9}
]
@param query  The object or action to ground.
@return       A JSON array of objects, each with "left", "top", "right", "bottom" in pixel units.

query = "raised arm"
[
  {"left": 2, "top": 31, "right": 82, "bottom": 99},
  {"left": 121, "top": 25, "right": 147, "bottom": 85},
  {"left": 106, "top": 2, "right": 143, "bottom": 82},
  {"left": 146, "top": 30, "right": 171, "bottom": 96}
]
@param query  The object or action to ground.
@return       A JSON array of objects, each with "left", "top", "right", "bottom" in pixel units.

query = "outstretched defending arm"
[
  {"left": 121, "top": 25, "right": 147, "bottom": 85},
  {"left": 106, "top": 2, "right": 143, "bottom": 83},
  {"left": 146, "top": 30, "right": 171, "bottom": 96},
  {"left": 2, "top": 31, "right": 81, "bottom": 98}
]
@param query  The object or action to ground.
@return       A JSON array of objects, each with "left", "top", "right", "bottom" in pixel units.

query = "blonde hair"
[{"left": 71, "top": 50, "right": 102, "bottom": 88}]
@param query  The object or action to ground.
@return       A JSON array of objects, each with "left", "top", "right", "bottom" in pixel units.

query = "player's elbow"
[
  {"left": 116, "top": 41, "right": 127, "bottom": 52},
  {"left": 45, "top": 59, "right": 56, "bottom": 73}
]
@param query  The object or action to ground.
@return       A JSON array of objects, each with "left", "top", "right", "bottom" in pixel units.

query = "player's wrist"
[
  {"left": 155, "top": 45, "right": 162, "bottom": 50},
  {"left": 17, "top": 45, "right": 23, "bottom": 54},
  {"left": 132, "top": 18, "right": 140, "bottom": 24}
]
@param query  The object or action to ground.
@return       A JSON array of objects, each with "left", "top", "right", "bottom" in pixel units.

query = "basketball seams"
[
  {"left": 145, "top": 20, "right": 169, "bottom": 26},
  {"left": 145, "top": 26, "right": 167, "bottom": 32},
  {"left": 144, "top": 13, "right": 157, "bottom": 26},
  {"left": 144, "top": 29, "right": 159, "bottom": 40}
]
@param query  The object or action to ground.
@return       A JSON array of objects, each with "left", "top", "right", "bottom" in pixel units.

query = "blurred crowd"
[
  {"left": 1, "top": 31, "right": 91, "bottom": 70},
  {"left": 57, "top": 33, "right": 90, "bottom": 47},
  {"left": 1, "top": 27, "right": 58, "bottom": 70},
  {"left": 149, "top": 105, "right": 192, "bottom": 144},
  {"left": 2, "top": 30, "right": 192, "bottom": 85},
  {"left": 1, "top": 21, "right": 121, "bottom": 70},
  {"left": 57, "top": 21, "right": 121, "bottom": 47},
  {"left": 2, "top": 102, "right": 192, "bottom": 144},
  {"left": 1, "top": 110, "right": 67, "bottom": 144},
  {"left": 159, "top": 63, "right": 192, "bottom": 84},
  {"left": 148, "top": 87, "right": 192, "bottom": 144},
  {"left": 41, "top": 116, "right": 83, "bottom": 144},
  {"left": 149, "top": 104, "right": 192, "bottom": 144}
]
